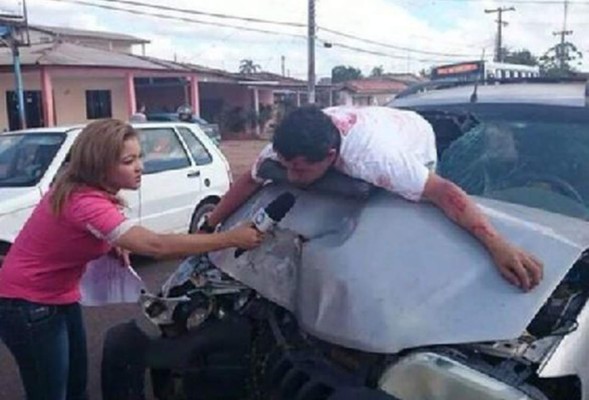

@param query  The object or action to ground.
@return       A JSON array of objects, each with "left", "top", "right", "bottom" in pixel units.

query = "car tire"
[{"left": 188, "top": 201, "right": 218, "bottom": 233}]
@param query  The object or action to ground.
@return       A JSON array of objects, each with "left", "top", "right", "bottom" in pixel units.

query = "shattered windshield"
[
  {"left": 435, "top": 104, "right": 589, "bottom": 220},
  {"left": 0, "top": 133, "right": 65, "bottom": 187}
]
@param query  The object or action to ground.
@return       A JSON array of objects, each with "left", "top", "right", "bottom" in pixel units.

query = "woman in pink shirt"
[{"left": 0, "top": 119, "right": 262, "bottom": 400}]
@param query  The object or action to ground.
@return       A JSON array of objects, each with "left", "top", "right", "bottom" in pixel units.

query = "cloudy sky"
[{"left": 0, "top": 0, "right": 588, "bottom": 79}]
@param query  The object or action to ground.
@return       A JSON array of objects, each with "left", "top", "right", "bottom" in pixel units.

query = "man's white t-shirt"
[{"left": 251, "top": 106, "right": 437, "bottom": 201}]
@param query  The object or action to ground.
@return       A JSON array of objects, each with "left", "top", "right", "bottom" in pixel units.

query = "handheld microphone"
[{"left": 234, "top": 192, "right": 296, "bottom": 258}]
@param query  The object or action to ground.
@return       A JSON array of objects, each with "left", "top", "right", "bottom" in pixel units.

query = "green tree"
[
  {"left": 370, "top": 65, "right": 384, "bottom": 77},
  {"left": 539, "top": 41, "right": 583, "bottom": 78},
  {"left": 502, "top": 48, "right": 539, "bottom": 66},
  {"left": 331, "top": 65, "right": 363, "bottom": 83},
  {"left": 238, "top": 59, "right": 261, "bottom": 74}
]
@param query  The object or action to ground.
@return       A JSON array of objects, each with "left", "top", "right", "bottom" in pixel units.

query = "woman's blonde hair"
[{"left": 50, "top": 119, "right": 139, "bottom": 215}]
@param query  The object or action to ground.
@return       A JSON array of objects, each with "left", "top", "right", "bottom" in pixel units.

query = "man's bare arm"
[
  {"left": 422, "top": 173, "right": 543, "bottom": 291},
  {"left": 207, "top": 172, "right": 262, "bottom": 227}
]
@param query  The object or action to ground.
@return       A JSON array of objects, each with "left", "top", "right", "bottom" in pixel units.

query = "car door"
[
  {"left": 175, "top": 125, "right": 229, "bottom": 196},
  {"left": 136, "top": 127, "right": 201, "bottom": 233}
]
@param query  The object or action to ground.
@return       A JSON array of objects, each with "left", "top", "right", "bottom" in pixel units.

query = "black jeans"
[{"left": 0, "top": 298, "right": 88, "bottom": 400}]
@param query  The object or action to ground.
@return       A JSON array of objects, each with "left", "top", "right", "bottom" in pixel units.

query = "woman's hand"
[
  {"left": 110, "top": 246, "right": 131, "bottom": 267},
  {"left": 226, "top": 223, "right": 264, "bottom": 250}
]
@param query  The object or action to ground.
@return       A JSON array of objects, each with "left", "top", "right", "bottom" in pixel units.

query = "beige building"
[
  {"left": 333, "top": 74, "right": 426, "bottom": 106},
  {"left": 336, "top": 79, "right": 409, "bottom": 106},
  {"left": 0, "top": 40, "right": 210, "bottom": 131}
]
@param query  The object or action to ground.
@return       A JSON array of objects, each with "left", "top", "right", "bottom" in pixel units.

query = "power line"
[
  {"left": 394, "top": 32, "right": 494, "bottom": 50},
  {"left": 98, "top": 0, "right": 305, "bottom": 27},
  {"left": 316, "top": 37, "right": 487, "bottom": 64},
  {"left": 47, "top": 0, "right": 307, "bottom": 39},
  {"left": 86, "top": 0, "right": 485, "bottom": 59},
  {"left": 319, "top": 26, "right": 482, "bottom": 58},
  {"left": 47, "top": 0, "right": 489, "bottom": 64}
]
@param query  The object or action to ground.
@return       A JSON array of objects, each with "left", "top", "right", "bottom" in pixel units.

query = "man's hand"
[
  {"left": 207, "top": 172, "right": 262, "bottom": 227},
  {"left": 487, "top": 238, "right": 543, "bottom": 291},
  {"left": 423, "top": 173, "right": 544, "bottom": 291}
]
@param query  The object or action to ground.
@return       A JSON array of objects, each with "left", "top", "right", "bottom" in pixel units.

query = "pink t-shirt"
[{"left": 0, "top": 188, "right": 133, "bottom": 304}]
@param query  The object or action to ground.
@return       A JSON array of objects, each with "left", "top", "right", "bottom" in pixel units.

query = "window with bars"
[{"left": 86, "top": 90, "right": 112, "bottom": 119}]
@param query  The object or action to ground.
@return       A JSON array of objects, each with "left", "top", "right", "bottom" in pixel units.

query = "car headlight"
[{"left": 379, "top": 352, "right": 533, "bottom": 400}]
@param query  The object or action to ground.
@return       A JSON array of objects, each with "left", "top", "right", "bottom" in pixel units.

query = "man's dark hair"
[{"left": 273, "top": 106, "right": 340, "bottom": 162}]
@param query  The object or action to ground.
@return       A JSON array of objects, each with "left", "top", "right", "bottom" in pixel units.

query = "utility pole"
[
  {"left": 0, "top": 5, "right": 28, "bottom": 130},
  {"left": 307, "top": 0, "right": 316, "bottom": 104},
  {"left": 11, "top": 39, "right": 25, "bottom": 129},
  {"left": 553, "top": 0, "right": 572, "bottom": 70},
  {"left": 281, "top": 55, "right": 285, "bottom": 76},
  {"left": 485, "top": 6, "right": 515, "bottom": 62}
]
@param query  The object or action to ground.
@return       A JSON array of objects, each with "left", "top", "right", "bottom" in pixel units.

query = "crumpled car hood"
[{"left": 210, "top": 185, "right": 589, "bottom": 353}]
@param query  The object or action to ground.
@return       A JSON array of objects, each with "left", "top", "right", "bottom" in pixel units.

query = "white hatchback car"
[{"left": 0, "top": 122, "right": 232, "bottom": 261}]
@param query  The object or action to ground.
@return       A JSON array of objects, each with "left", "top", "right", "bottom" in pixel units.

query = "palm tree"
[{"left": 239, "top": 59, "right": 261, "bottom": 74}]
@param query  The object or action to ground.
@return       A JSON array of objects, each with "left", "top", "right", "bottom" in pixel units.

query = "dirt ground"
[{"left": 219, "top": 139, "right": 269, "bottom": 178}]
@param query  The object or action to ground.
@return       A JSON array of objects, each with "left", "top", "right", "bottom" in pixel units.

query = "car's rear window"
[{"left": 0, "top": 132, "right": 65, "bottom": 187}]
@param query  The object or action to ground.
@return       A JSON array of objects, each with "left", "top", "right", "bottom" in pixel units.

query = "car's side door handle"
[{"left": 187, "top": 170, "right": 201, "bottom": 178}]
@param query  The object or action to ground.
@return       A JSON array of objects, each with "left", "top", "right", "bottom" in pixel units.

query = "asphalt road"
[{"left": 0, "top": 257, "right": 179, "bottom": 400}]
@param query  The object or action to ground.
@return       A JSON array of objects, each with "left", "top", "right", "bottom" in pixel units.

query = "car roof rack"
[{"left": 395, "top": 76, "right": 588, "bottom": 100}]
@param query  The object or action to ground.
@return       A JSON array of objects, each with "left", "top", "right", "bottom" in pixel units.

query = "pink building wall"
[
  {"left": 200, "top": 83, "right": 251, "bottom": 109},
  {"left": 200, "top": 83, "right": 274, "bottom": 109},
  {"left": 0, "top": 68, "right": 278, "bottom": 131}
]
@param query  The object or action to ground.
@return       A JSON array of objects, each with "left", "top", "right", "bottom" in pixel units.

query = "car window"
[
  {"left": 146, "top": 115, "right": 175, "bottom": 122},
  {"left": 431, "top": 104, "right": 589, "bottom": 220},
  {"left": 0, "top": 133, "right": 65, "bottom": 187},
  {"left": 192, "top": 117, "right": 208, "bottom": 125},
  {"left": 415, "top": 110, "right": 478, "bottom": 157},
  {"left": 176, "top": 127, "right": 213, "bottom": 166},
  {"left": 137, "top": 128, "right": 191, "bottom": 174}
]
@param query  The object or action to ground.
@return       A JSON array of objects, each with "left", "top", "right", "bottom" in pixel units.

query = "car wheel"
[{"left": 189, "top": 201, "right": 218, "bottom": 233}]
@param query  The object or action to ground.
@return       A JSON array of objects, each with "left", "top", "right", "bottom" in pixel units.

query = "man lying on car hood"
[{"left": 204, "top": 105, "right": 543, "bottom": 291}]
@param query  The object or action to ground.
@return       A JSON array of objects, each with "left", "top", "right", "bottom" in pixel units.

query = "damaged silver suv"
[{"left": 103, "top": 79, "right": 589, "bottom": 400}]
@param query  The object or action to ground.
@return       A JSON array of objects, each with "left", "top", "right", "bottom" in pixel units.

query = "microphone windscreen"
[{"left": 265, "top": 192, "right": 296, "bottom": 222}]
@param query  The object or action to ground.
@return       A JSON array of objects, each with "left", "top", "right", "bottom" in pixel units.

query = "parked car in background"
[
  {"left": 0, "top": 122, "right": 231, "bottom": 265},
  {"left": 146, "top": 113, "right": 221, "bottom": 146}
]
